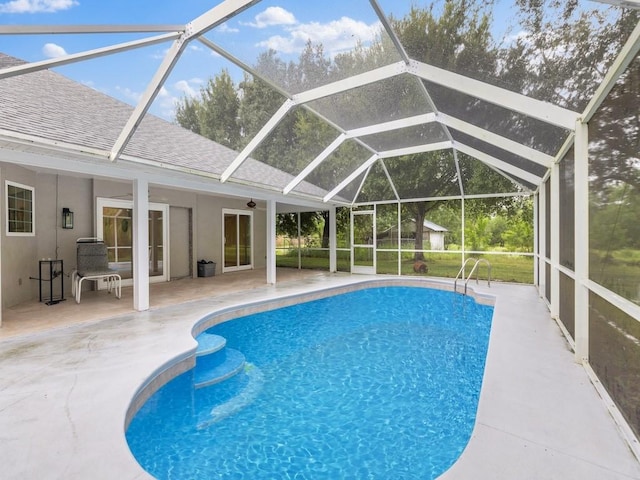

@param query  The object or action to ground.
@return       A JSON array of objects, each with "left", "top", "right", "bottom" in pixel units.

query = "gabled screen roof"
[{"left": 0, "top": 0, "right": 638, "bottom": 205}]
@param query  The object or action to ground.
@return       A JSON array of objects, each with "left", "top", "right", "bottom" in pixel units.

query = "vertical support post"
[
  {"left": 461, "top": 198, "right": 466, "bottom": 266},
  {"left": 550, "top": 162, "right": 560, "bottom": 319},
  {"left": 133, "top": 177, "right": 149, "bottom": 311},
  {"left": 329, "top": 206, "right": 337, "bottom": 273},
  {"left": 397, "top": 201, "right": 402, "bottom": 275},
  {"left": 539, "top": 180, "right": 547, "bottom": 299},
  {"left": 533, "top": 193, "right": 539, "bottom": 286},
  {"left": 266, "top": 199, "right": 277, "bottom": 285},
  {"left": 297, "top": 211, "right": 301, "bottom": 270},
  {"left": 574, "top": 120, "right": 589, "bottom": 364}
]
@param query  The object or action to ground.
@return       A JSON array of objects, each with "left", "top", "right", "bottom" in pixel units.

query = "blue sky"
[{"left": 0, "top": 0, "right": 415, "bottom": 120}]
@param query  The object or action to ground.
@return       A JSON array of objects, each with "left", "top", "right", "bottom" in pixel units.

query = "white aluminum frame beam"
[
  {"left": 0, "top": 24, "right": 184, "bottom": 34},
  {"left": 345, "top": 113, "right": 437, "bottom": 138},
  {"left": 0, "top": 33, "right": 179, "bottom": 80},
  {"left": 438, "top": 113, "right": 554, "bottom": 168},
  {"left": 324, "top": 141, "right": 452, "bottom": 202},
  {"left": 453, "top": 142, "right": 542, "bottom": 186},
  {"left": 324, "top": 154, "right": 379, "bottom": 202},
  {"left": 409, "top": 60, "right": 579, "bottom": 130},
  {"left": 370, "top": 0, "right": 411, "bottom": 63},
  {"left": 109, "top": 0, "right": 260, "bottom": 163},
  {"left": 302, "top": 114, "right": 439, "bottom": 200},
  {"left": 221, "top": 99, "right": 295, "bottom": 182},
  {"left": 582, "top": 19, "right": 640, "bottom": 122},
  {"left": 378, "top": 141, "right": 452, "bottom": 159},
  {"left": 292, "top": 61, "right": 407, "bottom": 104},
  {"left": 283, "top": 133, "right": 347, "bottom": 195}
]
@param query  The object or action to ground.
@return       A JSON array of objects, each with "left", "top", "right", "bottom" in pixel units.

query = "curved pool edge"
[{"left": 124, "top": 276, "right": 496, "bottom": 470}]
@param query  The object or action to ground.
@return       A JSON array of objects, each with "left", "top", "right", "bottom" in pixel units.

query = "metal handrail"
[
  {"left": 464, "top": 259, "right": 491, "bottom": 294},
  {"left": 454, "top": 258, "right": 491, "bottom": 295},
  {"left": 454, "top": 257, "right": 477, "bottom": 294}
]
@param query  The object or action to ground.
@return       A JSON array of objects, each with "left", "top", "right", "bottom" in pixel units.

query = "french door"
[
  {"left": 96, "top": 198, "right": 169, "bottom": 286},
  {"left": 351, "top": 209, "right": 376, "bottom": 274},
  {"left": 222, "top": 209, "right": 253, "bottom": 273}
]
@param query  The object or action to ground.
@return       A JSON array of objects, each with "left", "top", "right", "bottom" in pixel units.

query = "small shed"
[{"left": 377, "top": 219, "right": 448, "bottom": 251}]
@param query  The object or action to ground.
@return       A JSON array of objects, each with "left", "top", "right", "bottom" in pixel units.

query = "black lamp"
[
  {"left": 246, "top": 199, "right": 256, "bottom": 209},
  {"left": 62, "top": 207, "right": 74, "bottom": 229}
]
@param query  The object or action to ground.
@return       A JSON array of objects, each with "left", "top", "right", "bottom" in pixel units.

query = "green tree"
[
  {"left": 198, "top": 69, "right": 241, "bottom": 149},
  {"left": 174, "top": 96, "right": 201, "bottom": 135}
]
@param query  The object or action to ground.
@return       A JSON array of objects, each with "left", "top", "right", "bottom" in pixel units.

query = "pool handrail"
[{"left": 454, "top": 258, "right": 491, "bottom": 295}]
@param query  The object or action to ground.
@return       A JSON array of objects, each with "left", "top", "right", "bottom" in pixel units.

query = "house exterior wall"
[{"left": 0, "top": 164, "right": 266, "bottom": 309}]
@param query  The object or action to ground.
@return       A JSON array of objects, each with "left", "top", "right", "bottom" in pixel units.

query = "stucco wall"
[{"left": 1, "top": 167, "right": 266, "bottom": 309}]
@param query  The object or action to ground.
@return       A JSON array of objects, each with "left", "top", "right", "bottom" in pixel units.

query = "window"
[{"left": 6, "top": 181, "right": 34, "bottom": 236}]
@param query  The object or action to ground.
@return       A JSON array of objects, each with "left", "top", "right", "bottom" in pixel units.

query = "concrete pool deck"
[{"left": 1, "top": 273, "right": 639, "bottom": 479}]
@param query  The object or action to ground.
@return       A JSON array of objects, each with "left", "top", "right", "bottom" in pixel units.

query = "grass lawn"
[{"left": 276, "top": 250, "right": 534, "bottom": 284}]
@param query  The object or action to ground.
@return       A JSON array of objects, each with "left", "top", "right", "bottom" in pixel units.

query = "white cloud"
[
  {"left": 0, "top": 0, "right": 78, "bottom": 13},
  {"left": 218, "top": 22, "right": 239, "bottom": 34},
  {"left": 257, "top": 16, "right": 381, "bottom": 56},
  {"left": 115, "top": 85, "right": 142, "bottom": 104},
  {"left": 243, "top": 6, "right": 296, "bottom": 28},
  {"left": 174, "top": 79, "right": 200, "bottom": 98},
  {"left": 42, "top": 42, "right": 66, "bottom": 58}
]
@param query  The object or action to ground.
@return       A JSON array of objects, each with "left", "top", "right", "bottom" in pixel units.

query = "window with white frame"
[{"left": 6, "top": 181, "right": 35, "bottom": 236}]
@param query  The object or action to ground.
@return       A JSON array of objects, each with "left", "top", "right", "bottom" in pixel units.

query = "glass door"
[
  {"left": 96, "top": 198, "right": 169, "bottom": 286},
  {"left": 351, "top": 209, "right": 376, "bottom": 274},
  {"left": 223, "top": 209, "right": 253, "bottom": 272}
]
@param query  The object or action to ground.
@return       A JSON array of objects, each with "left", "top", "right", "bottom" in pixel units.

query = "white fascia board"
[
  {"left": 292, "top": 61, "right": 407, "bottom": 104},
  {"left": 187, "top": 0, "right": 261, "bottom": 37},
  {"left": 220, "top": 99, "right": 295, "bottom": 182},
  {"left": 410, "top": 60, "right": 579, "bottom": 130},
  {"left": 0, "top": 25, "right": 184, "bottom": 34},
  {"left": 346, "top": 113, "right": 437, "bottom": 138},
  {"left": 323, "top": 154, "right": 379, "bottom": 202},
  {"left": 438, "top": 112, "right": 554, "bottom": 168},
  {"left": 109, "top": 38, "right": 186, "bottom": 162},
  {"left": 454, "top": 142, "right": 542, "bottom": 186},
  {"left": 283, "top": 133, "right": 346, "bottom": 195},
  {"left": 378, "top": 141, "right": 452, "bottom": 158},
  {"left": 582, "top": 20, "right": 640, "bottom": 122},
  {"left": 0, "top": 32, "right": 179, "bottom": 79}
]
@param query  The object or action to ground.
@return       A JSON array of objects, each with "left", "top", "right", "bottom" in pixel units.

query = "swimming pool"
[{"left": 126, "top": 286, "right": 494, "bottom": 479}]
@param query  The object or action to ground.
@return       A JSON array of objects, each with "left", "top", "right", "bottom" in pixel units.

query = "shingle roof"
[{"left": 0, "top": 52, "right": 330, "bottom": 199}]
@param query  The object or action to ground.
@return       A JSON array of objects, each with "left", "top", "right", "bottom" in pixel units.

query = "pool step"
[
  {"left": 194, "top": 347, "right": 246, "bottom": 389},
  {"left": 195, "top": 333, "right": 226, "bottom": 357}
]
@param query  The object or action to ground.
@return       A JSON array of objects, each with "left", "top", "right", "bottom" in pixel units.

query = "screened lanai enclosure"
[{"left": 0, "top": 0, "right": 639, "bottom": 459}]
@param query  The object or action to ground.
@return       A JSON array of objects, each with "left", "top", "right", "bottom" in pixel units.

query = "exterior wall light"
[
  {"left": 246, "top": 199, "right": 256, "bottom": 209},
  {"left": 62, "top": 207, "right": 74, "bottom": 229}
]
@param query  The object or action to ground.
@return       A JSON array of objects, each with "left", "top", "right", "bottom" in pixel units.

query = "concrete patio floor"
[{"left": 1, "top": 270, "right": 639, "bottom": 479}]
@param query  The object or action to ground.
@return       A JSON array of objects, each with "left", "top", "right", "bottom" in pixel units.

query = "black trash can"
[{"left": 197, "top": 260, "right": 216, "bottom": 277}]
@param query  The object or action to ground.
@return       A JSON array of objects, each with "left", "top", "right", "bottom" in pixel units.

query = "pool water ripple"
[{"left": 127, "top": 286, "right": 493, "bottom": 479}]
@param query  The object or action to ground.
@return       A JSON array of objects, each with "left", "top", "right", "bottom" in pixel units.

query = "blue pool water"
[{"left": 126, "top": 286, "right": 493, "bottom": 479}]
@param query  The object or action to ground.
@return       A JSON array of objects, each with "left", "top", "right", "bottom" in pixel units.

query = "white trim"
[
  {"left": 221, "top": 208, "right": 254, "bottom": 273},
  {"left": 95, "top": 197, "right": 170, "bottom": 288},
  {"left": 5, "top": 180, "right": 35, "bottom": 237}
]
